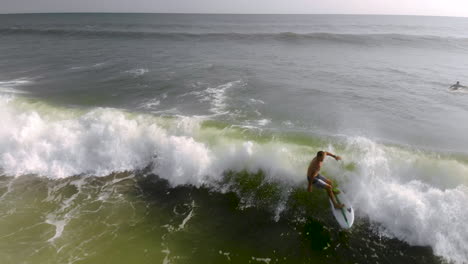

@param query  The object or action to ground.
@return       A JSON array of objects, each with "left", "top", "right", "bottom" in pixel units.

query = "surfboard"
[{"left": 329, "top": 189, "right": 354, "bottom": 229}]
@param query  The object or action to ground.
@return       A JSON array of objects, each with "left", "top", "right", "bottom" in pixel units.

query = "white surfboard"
[{"left": 329, "top": 189, "right": 354, "bottom": 229}]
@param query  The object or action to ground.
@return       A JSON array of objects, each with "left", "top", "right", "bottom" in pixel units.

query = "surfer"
[
  {"left": 307, "top": 151, "right": 344, "bottom": 209},
  {"left": 450, "top": 81, "right": 464, "bottom": 90}
]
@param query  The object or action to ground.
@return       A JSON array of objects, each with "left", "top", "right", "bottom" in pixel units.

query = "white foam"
[
  {"left": 340, "top": 137, "right": 468, "bottom": 264},
  {"left": 257, "top": 119, "right": 271, "bottom": 126},
  {"left": 126, "top": 68, "right": 149, "bottom": 77},
  {"left": 191, "top": 80, "right": 244, "bottom": 115},
  {"left": 178, "top": 207, "right": 194, "bottom": 230},
  {"left": 281, "top": 120, "right": 294, "bottom": 128},
  {"left": 161, "top": 248, "right": 171, "bottom": 264},
  {"left": 0, "top": 176, "right": 16, "bottom": 200},
  {"left": 251, "top": 257, "right": 271, "bottom": 263},
  {"left": 240, "top": 118, "right": 271, "bottom": 128},
  {"left": 0, "top": 78, "right": 31, "bottom": 94},
  {"left": 46, "top": 219, "right": 66, "bottom": 242},
  {"left": 451, "top": 89, "right": 468, "bottom": 94},
  {"left": 43, "top": 177, "right": 87, "bottom": 243},
  {"left": 249, "top": 98, "right": 265, "bottom": 104},
  {"left": 69, "top": 62, "right": 107, "bottom": 70},
  {"left": 0, "top": 96, "right": 305, "bottom": 184},
  {"left": 219, "top": 250, "right": 231, "bottom": 261},
  {"left": 140, "top": 98, "right": 160, "bottom": 109}
]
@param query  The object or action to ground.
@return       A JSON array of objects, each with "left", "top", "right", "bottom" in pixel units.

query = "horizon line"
[{"left": 0, "top": 12, "right": 467, "bottom": 18}]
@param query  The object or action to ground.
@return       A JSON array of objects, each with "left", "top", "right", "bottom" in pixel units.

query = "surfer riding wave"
[{"left": 307, "top": 151, "right": 344, "bottom": 209}]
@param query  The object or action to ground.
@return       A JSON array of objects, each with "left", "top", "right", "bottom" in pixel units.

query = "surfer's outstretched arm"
[{"left": 325, "top": 151, "right": 341, "bottom": 161}]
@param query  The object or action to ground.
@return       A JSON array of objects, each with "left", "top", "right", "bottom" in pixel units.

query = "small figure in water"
[
  {"left": 307, "top": 151, "right": 344, "bottom": 209},
  {"left": 450, "top": 81, "right": 465, "bottom": 90}
]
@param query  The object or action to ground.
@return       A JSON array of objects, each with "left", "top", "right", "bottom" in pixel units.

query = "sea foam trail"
[
  {"left": 0, "top": 79, "right": 31, "bottom": 94},
  {"left": 0, "top": 96, "right": 467, "bottom": 263}
]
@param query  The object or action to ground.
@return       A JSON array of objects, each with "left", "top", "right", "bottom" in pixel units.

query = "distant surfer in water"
[
  {"left": 307, "top": 151, "right": 344, "bottom": 209},
  {"left": 450, "top": 81, "right": 465, "bottom": 90}
]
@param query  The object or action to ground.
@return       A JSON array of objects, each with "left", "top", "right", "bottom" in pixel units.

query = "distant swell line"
[{"left": 2, "top": 27, "right": 468, "bottom": 46}]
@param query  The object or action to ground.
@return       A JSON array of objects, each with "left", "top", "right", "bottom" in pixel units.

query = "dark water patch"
[
  {"left": 218, "top": 170, "right": 284, "bottom": 211},
  {"left": 0, "top": 170, "right": 446, "bottom": 263},
  {"left": 132, "top": 170, "right": 444, "bottom": 264}
]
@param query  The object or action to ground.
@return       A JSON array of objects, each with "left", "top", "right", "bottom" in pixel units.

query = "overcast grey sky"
[{"left": 2, "top": 0, "right": 468, "bottom": 17}]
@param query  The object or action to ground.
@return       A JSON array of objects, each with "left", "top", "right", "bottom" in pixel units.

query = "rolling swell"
[{"left": 2, "top": 27, "right": 467, "bottom": 48}]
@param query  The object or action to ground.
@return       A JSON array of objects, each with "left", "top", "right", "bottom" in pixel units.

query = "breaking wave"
[{"left": 0, "top": 95, "right": 467, "bottom": 263}]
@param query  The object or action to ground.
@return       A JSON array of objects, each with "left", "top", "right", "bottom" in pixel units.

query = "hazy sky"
[{"left": 2, "top": 0, "right": 468, "bottom": 17}]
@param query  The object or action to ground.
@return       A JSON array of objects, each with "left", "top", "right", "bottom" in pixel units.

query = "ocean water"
[{"left": 0, "top": 13, "right": 467, "bottom": 264}]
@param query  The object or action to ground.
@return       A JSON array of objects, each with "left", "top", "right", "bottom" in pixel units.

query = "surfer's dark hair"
[{"left": 317, "top": 151, "right": 325, "bottom": 157}]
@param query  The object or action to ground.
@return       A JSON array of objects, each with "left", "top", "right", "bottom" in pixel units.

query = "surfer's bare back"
[{"left": 307, "top": 151, "right": 344, "bottom": 209}]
